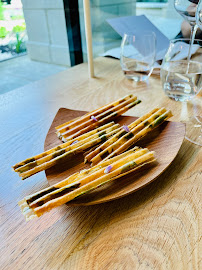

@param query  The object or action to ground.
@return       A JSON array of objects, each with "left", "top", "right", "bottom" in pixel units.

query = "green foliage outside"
[
  {"left": 13, "top": 23, "right": 26, "bottom": 33},
  {"left": 0, "top": 1, "right": 4, "bottom": 20},
  {"left": 14, "top": 32, "right": 24, "bottom": 53},
  {"left": 11, "top": 14, "right": 24, "bottom": 20},
  {"left": 8, "top": 33, "right": 27, "bottom": 54},
  {"left": 0, "top": 23, "right": 26, "bottom": 39},
  {"left": 0, "top": 26, "right": 7, "bottom": 38}
]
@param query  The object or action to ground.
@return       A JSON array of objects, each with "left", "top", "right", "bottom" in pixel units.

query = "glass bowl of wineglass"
[
  {"left": 196, "top": 0, "right": 202, "bottom": 29},
  {"left": 174, "top": 0, "right": 200, "bottom": 60}
]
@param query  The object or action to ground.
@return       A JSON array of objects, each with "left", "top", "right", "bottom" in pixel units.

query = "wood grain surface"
[
  {"left": 0, "top": 57, "right": 201, "bottom": 270},
  {"left": 45, "top": 108, "right": 185, "bottom": 205}
]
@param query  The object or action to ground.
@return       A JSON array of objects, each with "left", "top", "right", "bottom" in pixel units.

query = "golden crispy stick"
[
  {"left": 15, "top": 125, "right": 121, "bottom": 174},
  {"left": 17, "top": 127, "right": 122, "bottom": 180},
  {"left": 59, "top": 96, "right": 137, "bottom": 138},
  {"left": 20, "top": 146, "right": 141, "bottom": 206},
  {"left": 105, "top": 110, "right": 173, "bottom": 160},
  {"left": 13, "top": 122, "right": 116, "bottom": 170},
  {"left": 84, "top": 108, "right": 159, "bottom": 163},
  {"left": 90, "top": 108, "right": 167, "bottom": 165},
  {"left": 55, "top": 115, "right": 81, "bottom": 130},
  {"left": 56, "top": 94, "right": 134, "bottom": 134},
  {"left": 19, "top": 151, "right": 155, "bottom": 220},
  {"left": 28, "top": 148, "right": 150, "bottom": 209},
  {"left": 61, "top": 99, "right": 141, "bottom": 141},
  {"left": 62, "top": 122, "right": 117, "bottom": 143},
  {"left": 35, "top": 152, "right": 156, "bottom": 217},
  {"left": 22, "top": 147, "right": 143, "bottom": 209},
  {"left": 56, "top": 94, "right": 133, "bottom": 132}
]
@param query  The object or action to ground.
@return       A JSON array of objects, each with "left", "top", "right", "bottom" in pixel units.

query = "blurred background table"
[{"left": 0, "top": 57, "right": 201, "bottom": 270}]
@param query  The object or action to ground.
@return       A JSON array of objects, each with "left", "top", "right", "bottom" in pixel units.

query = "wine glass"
[
  {"left": 174, "top": 0, "right": 199, "bottom": 60},
  {"left": 160, "top": 38, "right": 202, "bottom": 146},
  {"left": 196, "top": 0, "right": 202, "bottom": 29}
]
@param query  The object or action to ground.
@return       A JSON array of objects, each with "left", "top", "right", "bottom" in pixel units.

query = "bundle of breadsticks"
[
  {"left": 19, "top": 147, "right": 156, "bottom": 221},
  {"left": 12, "top": 95, "right": 141, "bottom": 180},
  {"left": 13, "top": 94, "right": 174, "bottom": 221},
  {"left": 85, "top": 107, "right": 173, "bottom": 165},
  {"left": 56, "top": 94, "right": 141, "bottom": 142},
  {"left": 12, "top": 106, "right": 172, "bottom": 180}
]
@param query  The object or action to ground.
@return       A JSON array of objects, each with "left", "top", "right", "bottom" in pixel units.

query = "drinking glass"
[
  {"left": 174, "top": 0, "right": 199, "bottom": 61},
  {"left": 161, "top": 38, "right": 202, "bottom": 102},
  {"left": 160, "top": 38, "right": 202, "bottom": 146},
  {"left": 120, "top": 32, "right": 156, "bottom": 82},
  {"left": 174, "top": 0, "right": 199, "bottom": 26},
  {"left": 196, "top": 0, "right": 202, "bottom": 29}
]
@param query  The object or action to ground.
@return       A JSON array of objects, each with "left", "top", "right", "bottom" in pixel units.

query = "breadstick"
[
  {"left": 17, "top": 127, "right": 122, "bottom": 180},
  {"left": 13, "top": 122, "right": 116, "bottom": 170},
  {"left": 15, "top": 124, "right": 120, "bottom": 174},
  {"left": 19, "top": 150, "right": 155, "bottom": 220},
  {"left": 61, "top": 99, "right": 141, "bottom": 141},
  {"left": 60, "top": 96, "right": 137, "bottom": 138},
  {"left": 84, "top": 108, "right": 159, "bottom": 163},
  {"left": 105, "top": 110, "right": 173, "bottom": 160},
  {"left": 91, "top": 108, "right": 167, "bottom": 165},
  {"left": 56, "top": 94, "right": 134, "bottom": 134},
  {"left": 22, "top": 146, "right": 141, "bottom": 205}
]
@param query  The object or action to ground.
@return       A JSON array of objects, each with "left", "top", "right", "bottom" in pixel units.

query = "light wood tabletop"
[{"left": 0, "top": 57, "right": 201, "bottom": 270}]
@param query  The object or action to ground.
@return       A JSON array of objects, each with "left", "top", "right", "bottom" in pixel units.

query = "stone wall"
[{"left": 21, "top": 0, "right": 71, "bottom": 66}]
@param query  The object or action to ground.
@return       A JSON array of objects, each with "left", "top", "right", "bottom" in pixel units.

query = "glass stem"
[{"left": 187, "top": 24, "right": 198, "bottom": 63}]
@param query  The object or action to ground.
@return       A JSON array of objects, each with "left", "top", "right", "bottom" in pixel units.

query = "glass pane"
[
  {"left": 78, "top": 0, "right": 136, "bottom": 61},
  {"left": 78, "top": 0, "right": 183, "bottom": 61}
]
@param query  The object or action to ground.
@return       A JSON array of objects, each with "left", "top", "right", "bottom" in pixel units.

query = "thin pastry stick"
[
  {"left": 105, "top": 110, "right": 173, "bottom": 160},
  {"left": 56, "top": 94, "right": 134, "bottom": 134},
  {"left": 90, "top": 108, "right": 167, "bottom": 165},
  {"left": 29, "top": 149, "right": 150, "bottom": 209},
  {"left": 59, "top": 96, "right": 137, "bottom": 138},
  {"left": 17, "top": 128, "right": 123, "bottom": 180},
  {"left": 22, "top": 146, "right": 141, "bottom": 205},
  {"left": 19, "top": 151, "right": 155, "bottom": 220},
  {"left": 61, "top": 99, "right": 141, "bottom": 141},
  {"left": 84, "top": 108, "right": 159, "bottom": 163},
  {"left": 13, "top": 122, "right": 116, "bottom": 170},
  {"left": 35, "top": 153, "right": 156, "bottom": 217},
  {"left": 55, "top": 115, "right": 81, "bottom": 130},
  {"left": 15, "top": 125, "right": 121, "bottom": 174}
]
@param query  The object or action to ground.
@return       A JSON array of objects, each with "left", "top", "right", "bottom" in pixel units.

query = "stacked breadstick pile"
[
  {"left": 19, "top": 147, "right": 156, "bottom": 221},
  {"left": 13, "top": 94, "right": 174, "bottom": 221},
  {"left": 85, "top": 107, "right": 173, "bottom": 165},
  {"left": 56, "top": 94, "right": 141, "bottom": 142},
  {"left": 13, "top": 122, "right": 121, "bottom": 179},
  {"left": 12, "top": 95, "right": 141, "bottom": 180}
]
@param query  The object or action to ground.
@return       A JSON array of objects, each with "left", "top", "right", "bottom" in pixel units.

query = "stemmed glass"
[
  {"left": 168, "top": 0, "right": 202, "bottom": 146},
  {"left": 174, "top": 0, "right": 199, "bottom": 60},
  {"left": 196, "top": 0, "right": 202, "bottom": 29},
  {"left": 161, "top": 39, "right": 202, "bottom": 146}
]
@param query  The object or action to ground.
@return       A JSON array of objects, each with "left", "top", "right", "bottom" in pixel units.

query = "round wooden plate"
[{"left": 44, "top": 108, "right": 185, "bottom": 206}]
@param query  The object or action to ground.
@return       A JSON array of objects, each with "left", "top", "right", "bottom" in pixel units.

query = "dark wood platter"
[{"left": 44, "top": 108, "right": 185, "bottom": 205}]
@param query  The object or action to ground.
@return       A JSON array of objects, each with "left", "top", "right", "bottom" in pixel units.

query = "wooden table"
[{"left": 0, "top": 57, "right": 201, "bottom": 270}]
